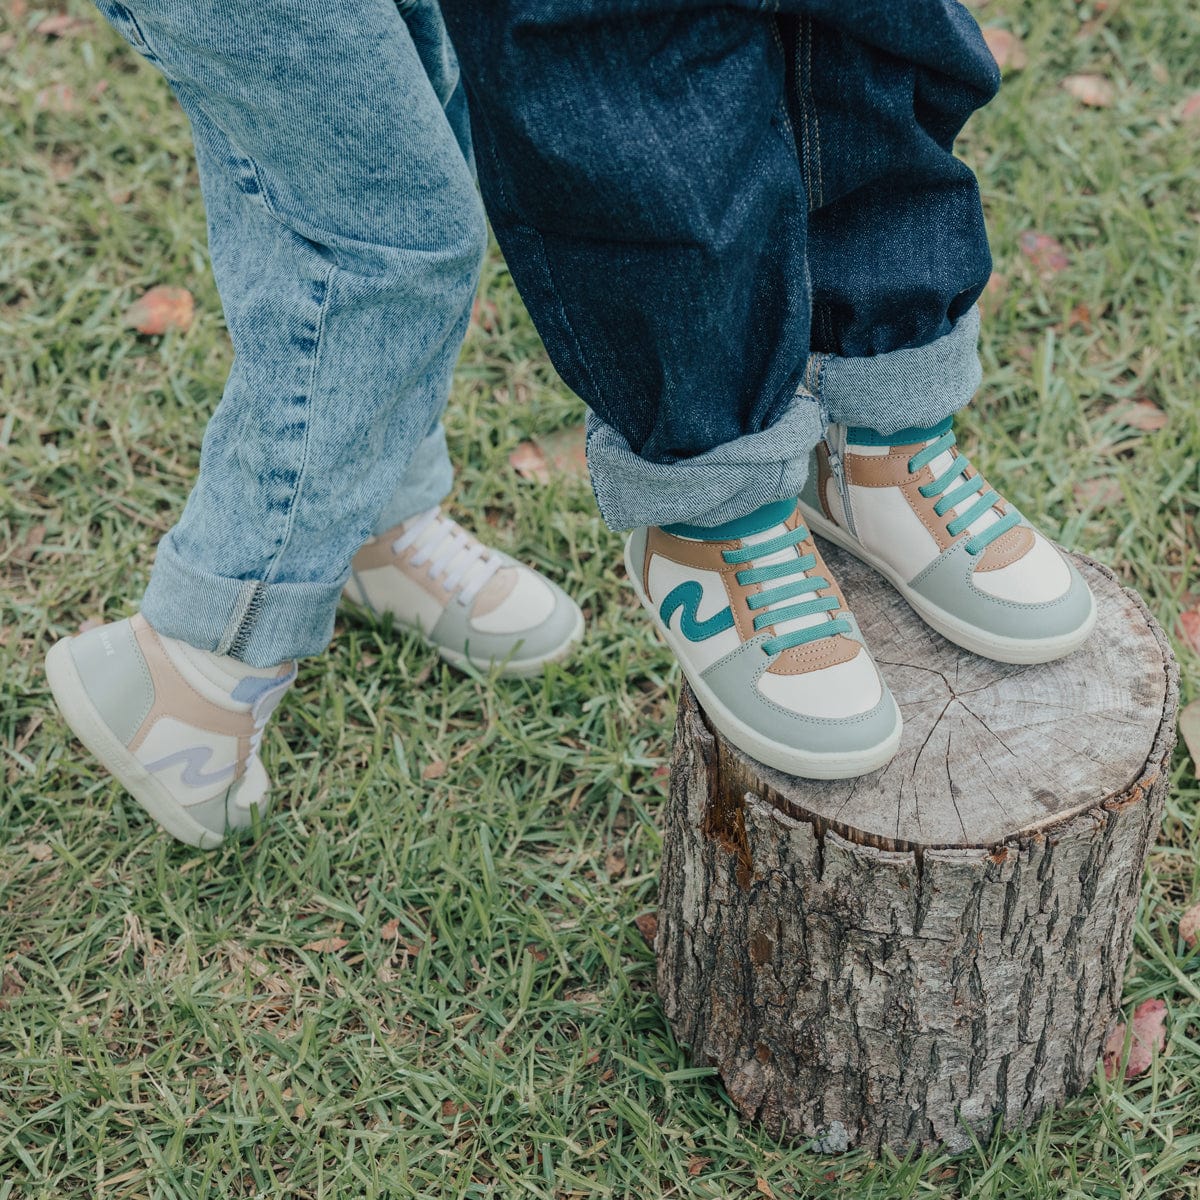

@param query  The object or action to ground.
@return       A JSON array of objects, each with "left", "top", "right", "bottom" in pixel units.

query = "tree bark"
[{"left": 656, "top": 552, "right": 1178, "bottom": 1154}]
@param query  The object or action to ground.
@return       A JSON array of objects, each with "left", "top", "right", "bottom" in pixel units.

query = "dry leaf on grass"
[
  {"left": 35, "top": 14, "right": 93, "bottom": 37},
  {"left": 1179, "top": 701, "right": 1200, "bottom": 766},
  {"left": 537, "top": 425, "right": 588, "bottom": 479},
  {"left": 982, "top": 27, "right": 1027, "bottom": 71},
  {"left": 1178, "top": 610, "right": 1200, "bottom": 655},
  {"left": 1065, "top": 303, "right": 1092, "bottom": 331},
  {"left": 508, "top": 440, "right": 550, "bottom": 483},
  {"left": 1181, "top": 93, "right": 1200, "bottom": 123},
  {"left": 756, "top": 1179, "right": 777, "bottom": 1199},
  {"left": 1103, "top": 998, "right": 1167, "bottom": 1080},
  {"left": 1112, "top": 399, "right": 1167, "bottom": 432},
  {"left": 301, "top": 937, "right": 348, "bottom": 953},
  {"left": 633, "top": 912, "right": 658, "bottom": 944},
  {"left": 1063, "top": 74, "right": 1115, "bottom": 107},
  {"left": 1179, "top": 898, "right": 1200, "bottom": 948},
  {"left": 421, "top": 759, "right": 447, "bottom": 781},
  {"left": 1018, "top": 231, "right": 1070, "bottom": 275},
  {"left": 11, "top": 523, "right": 45, "bottom": 563},
  {"left": 123, "top": 285, "right": 194, "bottom": 335},
  {"left": 1072, "top": 477, "right": 1122, "bottom": 509},
  {"left": 509, "top": 425, "right": 588, "bottom": 483}
]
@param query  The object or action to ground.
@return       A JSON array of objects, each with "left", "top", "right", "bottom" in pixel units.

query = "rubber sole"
[
  {"left": 342, "top": 588, "right": 586, "bottom": 679},
  {"left": 624, "top": 538, "right": 902, "bottom": 780},
  {"left": 797, "top": 503, "right": 1098, "bottom": 666},
  {"left": 46, "top": 638, "right": 230, "bottom": 849}
]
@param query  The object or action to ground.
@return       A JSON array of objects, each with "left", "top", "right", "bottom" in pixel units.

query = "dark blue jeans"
[{"left": 440, "top": 0, "right": 1001, "bottom": 529}]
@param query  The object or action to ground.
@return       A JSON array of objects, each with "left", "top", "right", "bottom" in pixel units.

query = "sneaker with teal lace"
[
  {"left": 625, "top": 499, "right": 902, "bottom": 780},
  {"left": 798, "top": 418, "right": 1097, "bottom": 665}
]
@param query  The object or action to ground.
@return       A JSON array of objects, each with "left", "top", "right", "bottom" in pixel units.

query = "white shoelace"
[{"left": 391, "top": 508, "right": 502, "bottom": 606}]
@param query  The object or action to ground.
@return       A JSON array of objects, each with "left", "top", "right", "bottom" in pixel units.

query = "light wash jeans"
[{"left": 95, "top": 0, "right": 990, "bottom": 667}]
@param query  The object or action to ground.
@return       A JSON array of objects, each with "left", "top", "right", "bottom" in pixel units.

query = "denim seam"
[
  {"left": 106, "top": 2, "right": 155, "bottom": 59},
  {"left": 804, "top": 18, "right": 824, "bottom": 209},
  {"left": 262, "top": 261, "right": 336, "bottom": 590},
  {"left": 217, "top": 580, "right": 261, "bottom": 657},
  {"left": 768, "top": 21, "right": 799, "bottom": 156}
]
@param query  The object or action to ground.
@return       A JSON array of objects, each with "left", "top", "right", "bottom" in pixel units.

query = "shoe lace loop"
[
  {"left": 721, "top": 524, "right": 850, "bottom": 656},
  {"left": 392, "top": 508, "right": 502, "bottom": 605},
  {"left": 908, "top": 430, "right": 1020, "bottom": 555}
]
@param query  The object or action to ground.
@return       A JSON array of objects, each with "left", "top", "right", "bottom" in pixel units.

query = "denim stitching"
[
  {"left": 792, "top": 21, "right": 814, "bottom": 206},
  {"left": 102, "top": 2, "right": 156, "bottom": 61},
  {"left": 262, "top": 260, "right": 336, "bottom": 590},
  {"left": 768, "top": 20, "right": 800, "bottom": 159},
  {"left": 804, "top": 17, "right": 825, "bottom": 210}
]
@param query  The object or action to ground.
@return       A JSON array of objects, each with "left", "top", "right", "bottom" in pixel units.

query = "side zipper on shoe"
[{"left": 824, "top": 425, "right": 858, "bottom": 538}]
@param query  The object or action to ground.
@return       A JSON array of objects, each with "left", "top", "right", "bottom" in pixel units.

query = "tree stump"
[{"left": 656, "top": 550, "right": 1178, "bottom": 1154}]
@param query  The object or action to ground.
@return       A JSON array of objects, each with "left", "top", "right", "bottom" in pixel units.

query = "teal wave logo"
[{"left": 660, "top": 582, "right": 734, "bottom": 642}]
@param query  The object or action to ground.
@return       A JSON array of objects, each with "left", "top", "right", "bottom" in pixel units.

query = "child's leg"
[
  {"left": 48, "top": 0, "right": 485, "bottom": 845},
  {"left": 90, "top": 0, "right": 485, "bottom": 668},
  {"left": 786, "top": 8, "right": 1095, "bottom": 663},
  {"left": 441, "top": 0, "right": 903, "bottom": 779}
]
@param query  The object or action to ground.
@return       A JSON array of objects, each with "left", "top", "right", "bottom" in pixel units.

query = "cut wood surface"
[
  {"left": 724, "top": 551, "right": 1170, "bottom": 850},
  {"left": 657, "top": 550, "right": 1178, "bottom": 1153}
]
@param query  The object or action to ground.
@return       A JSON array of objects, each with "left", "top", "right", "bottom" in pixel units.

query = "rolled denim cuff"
[
  {"left": 807, "top": 306, "right": 981, "bottom": 433},
  {"left": 586, "top": 393, "right": 824, "bottom": 531},
  {"left": 372, "top": 422, "right": 454, "bottom": 534},
  {"left": 142, "top": 532, "right": 342, "bottom": 666},
  {"left": 586, "top": 307, "right": 981, "bottom": 532}
]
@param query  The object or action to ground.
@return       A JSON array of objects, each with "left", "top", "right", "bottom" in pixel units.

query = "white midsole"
[
  {"left": 797, "top": 503, "right": 1098, "bottom": 666},
  {"left": 624, "top": 538, "right": 901, "bottom": 780},
  {"left": 45, "top": 639, "right": 226, "bottom": 849},
  {"left": 343, "top": 586, "right": 585, "bottom": 679}
]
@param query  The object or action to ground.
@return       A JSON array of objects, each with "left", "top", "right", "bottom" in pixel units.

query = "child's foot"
[
  {"left": 45, "top": 615, "right": 295, "bottom": 848},
  {"left": 625, "top": 499, "right": 902, "bottom": 780},
  {"left": 798, "top": 419, "right": 1096, "bottom": 664},
  {"left": 344, "top": 507, "right": 584, "bottom": 677}
]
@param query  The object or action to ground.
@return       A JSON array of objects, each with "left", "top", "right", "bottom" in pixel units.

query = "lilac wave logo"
[{"left": 144, "top": 747, "right": 237, "bottom": 789}]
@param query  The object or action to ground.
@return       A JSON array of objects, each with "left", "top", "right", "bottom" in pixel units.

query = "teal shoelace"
[
  {"left": 721, "top": 524, "right": 850, "bottom": 655},
  {"left": 908, "top": 430, "right": 1020, "bottom": 555}
]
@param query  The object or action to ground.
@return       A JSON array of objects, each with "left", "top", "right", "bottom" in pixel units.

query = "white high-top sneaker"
[
  {"left": 344, "top": 508, "right": 584, "bottom": 677},
  {"left": 45, "top": 615, "right": 295, "bottom": 848},
  {"left": 626, "top": 498, "right": 902, "bottom": 780},
  {"left": 798, "top": 418, "right": 1096, "bottom": 664}
]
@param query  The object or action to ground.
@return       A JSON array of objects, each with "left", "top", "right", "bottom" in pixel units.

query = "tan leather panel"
[
  {"left": 353, "top": 529, "right": 459, "bottom": 606},
  {"left": 127, "top": 615, "right": 255, "bottom": 753},
  {"left": 976, "top": 523, "right": 1034, "bottom": 572},
  {"left": 351, "top": 533, "right": 398, "bottom": 571},
  {"left": 766, "top": 635, "right": 861, "bottom": 675},
  {"left": 843, "top": 450, "right": 915, "bottom": 489},
  {"left": 470, "top": 567, "right": 519, "bottom": 617}
]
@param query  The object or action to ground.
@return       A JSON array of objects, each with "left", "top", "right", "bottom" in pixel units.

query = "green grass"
[{"left": 2, "top": 1, "right": 1199, "bottom": 1196}]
